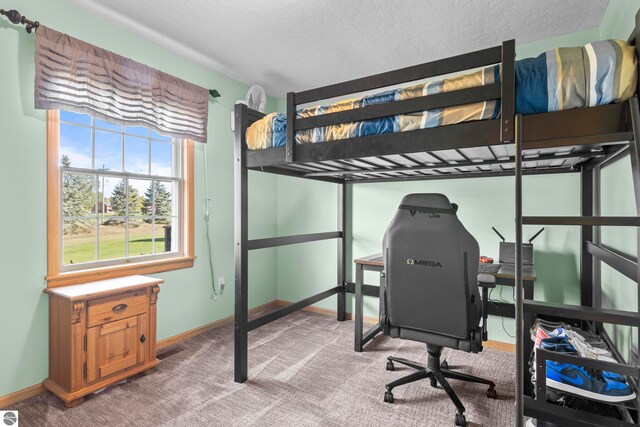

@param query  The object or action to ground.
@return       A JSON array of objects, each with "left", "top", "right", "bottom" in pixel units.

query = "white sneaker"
[{"left": 566, "top": 331, "right": 613, "bottom": 359}]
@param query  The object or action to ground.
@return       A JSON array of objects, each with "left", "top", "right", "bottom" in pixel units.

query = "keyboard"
[{"left": 478, "top": 263, "right": 501, "bottom": 274}]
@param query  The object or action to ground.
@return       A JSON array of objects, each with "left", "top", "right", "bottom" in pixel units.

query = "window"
[{"left": 47, "top": 110, "right": 194, "bottom": 287}]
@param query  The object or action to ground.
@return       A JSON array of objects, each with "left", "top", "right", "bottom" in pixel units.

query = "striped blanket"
[{"left": 247, "top": 40, "right": 637, "bottom": 150}]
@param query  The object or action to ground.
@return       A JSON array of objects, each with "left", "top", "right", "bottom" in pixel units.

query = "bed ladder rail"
[
  {"left": 629, "top": 96, "right": 640, "bottom": 223},
  {"left": 627, "top": 98, "right": 640, "bottom": 427}
]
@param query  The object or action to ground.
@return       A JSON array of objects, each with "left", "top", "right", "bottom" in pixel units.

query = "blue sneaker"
[
  {"left": 602, "top": 371, "right": 625, "bottom": 382},
  {"left": 530, "top": 337, "right": 577, "bottom": 382},
  {"left": 539, "top": 337, "right": 625, "bottom": 382},
  {"left": 546, "top": 361, "right": 636, "bottom": 403},
  {"left": 540, "top": 336, "right": 577, "bottom": 354}
]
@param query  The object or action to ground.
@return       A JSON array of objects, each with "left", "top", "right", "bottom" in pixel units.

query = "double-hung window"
[{"left": 47, "top": 110, "right": 194, "bottom": 286}]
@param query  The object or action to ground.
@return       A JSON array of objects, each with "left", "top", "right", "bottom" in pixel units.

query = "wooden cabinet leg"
[{"left": 64, "top": 396, "right": 85, "bottom": 408}]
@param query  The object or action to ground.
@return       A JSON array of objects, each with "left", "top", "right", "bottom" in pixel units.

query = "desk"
[{"left": 353, "top": 253, "right": 537, "bottom": 352}]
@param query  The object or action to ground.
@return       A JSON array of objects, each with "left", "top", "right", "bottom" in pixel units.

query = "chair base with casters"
[{"left": 383, "top": 344, "right": 497, "bottom": 426}]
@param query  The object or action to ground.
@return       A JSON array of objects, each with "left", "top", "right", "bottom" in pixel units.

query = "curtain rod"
[
  {"left": 0, "top": 8, "right": 223, "bottom": 99},
  {"left": 0, "top": 9, "right": 39, "bottom": 33}
]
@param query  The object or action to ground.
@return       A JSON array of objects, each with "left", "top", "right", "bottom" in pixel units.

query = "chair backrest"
[{"left": 382, "top": 194, "right": 480, "bottom": 339}]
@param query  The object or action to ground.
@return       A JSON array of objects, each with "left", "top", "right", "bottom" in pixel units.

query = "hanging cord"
[
  {"left": 209, "top": 97, "right": 235, "bottom": 113},
  {"left": 211, "top": 99, "right": 235, "bottom": 112},
  {"left": 203, "top": 144, "right": 224, "bottom": 301},
  {"left": 488, "top": 287, "right": 516, "bottom": 339}
]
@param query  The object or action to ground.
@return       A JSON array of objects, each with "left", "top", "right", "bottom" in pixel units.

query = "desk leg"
[
  {"left": 355, "top": 265, "right": 364, "bottom": 352},
  {"left": 524, "top": 280, "right": 533, "bottom": 301},
  {"left": 361, "top": 275, "right": 383, "bottom": 347}
]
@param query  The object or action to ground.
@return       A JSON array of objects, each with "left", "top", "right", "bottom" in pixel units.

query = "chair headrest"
[{"left": 398, "top": 193, "right": 457, "bottom": 215}]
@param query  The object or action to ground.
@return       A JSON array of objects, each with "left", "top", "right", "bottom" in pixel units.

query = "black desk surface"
[{"left": 354, "top": 253, "right": 537, "bottom": 282}]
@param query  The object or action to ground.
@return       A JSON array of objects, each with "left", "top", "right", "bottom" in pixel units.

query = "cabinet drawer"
[{"left": 87, "top": 290, "right": 147, "bottom": 327}]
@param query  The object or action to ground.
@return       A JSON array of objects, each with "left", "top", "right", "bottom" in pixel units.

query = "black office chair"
[{"left": 380, "top": 194, "right": 497, "bottom": 427}]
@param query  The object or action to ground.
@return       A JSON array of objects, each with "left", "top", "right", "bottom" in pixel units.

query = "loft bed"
[{"left": 234, "top": 13, "right": 640, "bottom": 426}]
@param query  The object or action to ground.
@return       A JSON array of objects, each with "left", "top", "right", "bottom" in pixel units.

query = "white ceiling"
[{"left": 70, "top": 0, "right": 609, "bottom": 99}]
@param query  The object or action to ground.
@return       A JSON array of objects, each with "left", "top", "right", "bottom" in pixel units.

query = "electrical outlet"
[{"left": 218, "top": 277, "right": 225, "bottom": 290}]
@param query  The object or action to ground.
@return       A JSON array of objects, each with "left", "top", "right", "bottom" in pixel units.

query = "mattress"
[{"left": 246, "top": 40, "right": 637, "bottom": 150}]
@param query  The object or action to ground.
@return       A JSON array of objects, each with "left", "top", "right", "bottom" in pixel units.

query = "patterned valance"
[{"left": 35, "top": 26, "right": 209, "bottom": 142}]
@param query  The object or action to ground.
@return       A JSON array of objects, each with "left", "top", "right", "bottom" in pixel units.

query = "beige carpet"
[{"left": 12, "top": 311, "right": 515, "bottom": 426}]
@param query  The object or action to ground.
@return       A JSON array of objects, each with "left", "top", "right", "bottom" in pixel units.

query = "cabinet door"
[{"left": 86, "top": 314, "right": 148, "bottom": 383}]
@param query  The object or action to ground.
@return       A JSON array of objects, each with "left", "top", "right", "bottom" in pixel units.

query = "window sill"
[{"left": 46, "top": 256, "right": 195, "bottom": 288}]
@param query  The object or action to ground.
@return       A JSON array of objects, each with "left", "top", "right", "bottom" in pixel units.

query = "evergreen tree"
[
  {"left": 142, "top": 183, "right": 153, "bottom": 218},
  {"left": 61, "top": 155, "right": 95, "bottom": 234},
  {"left": 142, "top": 182, "right": 172, "bottom": 223},
  {"left": 110, "top": 179, "right": 142, "bottom": 218}
]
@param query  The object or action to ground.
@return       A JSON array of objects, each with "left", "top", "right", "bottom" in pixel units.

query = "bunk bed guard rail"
[{"left": 284, "top": 40, "right": 516, "bottom": 163}]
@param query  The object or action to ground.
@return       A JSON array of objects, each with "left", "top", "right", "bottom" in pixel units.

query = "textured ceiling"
[{"left": 70, "top": 0, "right": 609, "bottom": 98}]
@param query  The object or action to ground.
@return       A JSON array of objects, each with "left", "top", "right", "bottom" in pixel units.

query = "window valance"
[{"left": 35, "top": 26, "right": 209, "bottom": 142}]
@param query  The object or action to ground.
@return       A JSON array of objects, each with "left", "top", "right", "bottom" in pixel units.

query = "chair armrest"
[
  {"left": 477, "top": 274, "right": 495, "bottom": 342},
  {"left": 380, "top": 271, "right": 389, "bottom": 335},
  {"left": 478, "top": 273, "right": 496, "bottom": 289}
]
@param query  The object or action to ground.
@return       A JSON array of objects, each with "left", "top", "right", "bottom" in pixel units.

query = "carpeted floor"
[{"left": 13, "top": 311, "right": 515, "bottom": 426}]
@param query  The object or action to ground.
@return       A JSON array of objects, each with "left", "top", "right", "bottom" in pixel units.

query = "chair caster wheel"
[
  {"left": 454, "top": 412, "right": 466, "bottom": 426},
  {"left": 486, "top": 387, "right": 497, "bottom": 399},
  {"left": 430, "top": 376, "right": 438, "bottom": 388},
  {"left": 441, "top": 361, "right": 449, "bottom": 369},
  {"left": 386, "top": 361, "right": 395, "bottom": 371},
  {"left": 383, "top": 390, "right": 394, "bottom": 403}
]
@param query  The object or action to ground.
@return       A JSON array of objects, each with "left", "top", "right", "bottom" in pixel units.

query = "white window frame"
[
  {"left": 58, "top": 113, "right": 185, "bottom": 272},
  {"left": 47, "top": 110, "right": 195, "bottom": 287}
]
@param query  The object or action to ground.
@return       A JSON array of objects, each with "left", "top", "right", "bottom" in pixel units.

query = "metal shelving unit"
[{"left": 517, "top": 96, "right": 640, "bottom": 426}]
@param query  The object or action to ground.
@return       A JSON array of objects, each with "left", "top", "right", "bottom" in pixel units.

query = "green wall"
[
  {"left": 274, "top": 28, "right": 608, "bottom": 344},
  {"left": 601, "top": 0, "right": 640, "bottom": 40},
  {"left": 0, "top": 0, "right": 280, "bottom": 397}
]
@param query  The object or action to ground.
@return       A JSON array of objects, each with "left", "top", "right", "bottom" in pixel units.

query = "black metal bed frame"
[{"left": 234, "top": 15, "right": 640, "bottom": 425}]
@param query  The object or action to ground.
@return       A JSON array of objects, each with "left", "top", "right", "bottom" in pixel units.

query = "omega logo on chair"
[{"left": 406, "top": 259, "right": 443, "bottom": 267}]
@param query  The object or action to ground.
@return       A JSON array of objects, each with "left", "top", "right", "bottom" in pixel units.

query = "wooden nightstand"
[{"left": 44, "top": 275, "right": 163, "bottom": 407}]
